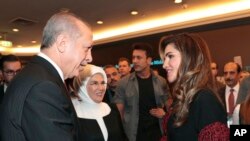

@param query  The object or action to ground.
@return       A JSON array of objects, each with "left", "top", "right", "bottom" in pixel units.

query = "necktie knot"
[{"left": 230, "top": 89, "right": 234, "bottom": 93}]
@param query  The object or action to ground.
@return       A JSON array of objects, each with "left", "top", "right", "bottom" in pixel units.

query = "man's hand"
[{"left": 149, "top": 108, "right": 166, "bottom": 118}]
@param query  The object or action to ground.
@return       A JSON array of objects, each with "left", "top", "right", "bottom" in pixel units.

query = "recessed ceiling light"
[
  {"left": 174, "top": 0, "right": 182, "bottom": 3},
  {"left": 130, "top": 10, "right": 138, "bottom": 15},
  {"left": 31, "top": 40, "right": 37, "bottom": 43},
  {"left": 0, "top": 35, "right": 2, "bottom": 38},
  {"left": 12, "top": 28, "right": 19, "bottom": 32},
  {"left": 97, "top": 20, "right": 104, "bottom": 25},
  {"left": 17, "top": 45, "right": 23, "bottom": 48}
]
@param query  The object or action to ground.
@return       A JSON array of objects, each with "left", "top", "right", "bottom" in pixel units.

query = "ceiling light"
[
  {"left": 31, "top": 40, "right": 37, "bottom": 43},
  {"left": 130, "top": 10, "right": 138, "bottom": 15},
  {"left": 174, "top": 0, "right": 182, "bottom": 4},
  {"left": 97, "top": 20, "right": 104, "bottom": 24},
  {"left": 12, "top": 28, "right": 19, "bottom": 32},
  {"left": 93, "top": 1, "right": 250, "bottom": 43}
]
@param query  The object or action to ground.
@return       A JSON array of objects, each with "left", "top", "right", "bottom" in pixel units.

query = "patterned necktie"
[{"left": 228, "top": 88, "right": 235, "bottom": 115}]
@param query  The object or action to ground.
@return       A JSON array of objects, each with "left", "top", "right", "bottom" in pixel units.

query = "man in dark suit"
[
  {"left": 0, "top": 12, "right": 93, "bottom": 141},
  {"left": 218, "top": 62, "right": 241, "bottom": 115},
  {"left": 0, "top": 55, "right": 22, "bottom": 104}
]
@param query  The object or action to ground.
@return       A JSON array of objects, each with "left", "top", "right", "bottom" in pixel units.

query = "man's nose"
[{"left": 85, "top": 50, "right": 93, "bottom": 63}]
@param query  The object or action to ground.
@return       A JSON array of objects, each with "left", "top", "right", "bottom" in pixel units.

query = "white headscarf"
[
  {"left": 72, "top": 64, "right": 111, "bottom": 119},
  {"left": 71, "top": 64, "right": 110, "bottom": 141}
]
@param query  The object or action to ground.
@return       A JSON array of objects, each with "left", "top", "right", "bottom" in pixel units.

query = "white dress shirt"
[
  {"left": 38, "top": 52, "right": 64, "bottom": 81},
  {"left": 232, "top": 104, "right": 240, "bottom": 125}
]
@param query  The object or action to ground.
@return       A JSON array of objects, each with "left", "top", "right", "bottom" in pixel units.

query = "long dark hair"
[{"left": 159, "top": 33, "right": 222, "bottom": 127}]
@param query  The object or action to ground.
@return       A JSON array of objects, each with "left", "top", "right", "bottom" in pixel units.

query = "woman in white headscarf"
[{"left": 70, "top": 64, "right": 127, "bottom": 141}]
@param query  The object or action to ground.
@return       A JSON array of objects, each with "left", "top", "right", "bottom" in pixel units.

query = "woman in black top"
[
  {"left": 158, "top": 33, "right": 229, "bottom": 141},
  {"left": 71, "top": 64, "right": 127, "bottom": 141}
]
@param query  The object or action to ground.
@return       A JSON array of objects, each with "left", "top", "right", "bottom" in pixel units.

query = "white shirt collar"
[
  {"left": 226, "top": 82, "right": 240, "bottom": 94},
  {"left": 38, "top": 52, "right": 64, "bottom": 81}
]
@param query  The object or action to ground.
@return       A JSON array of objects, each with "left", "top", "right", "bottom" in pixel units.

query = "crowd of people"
[{"left": 1, "top": 11, "right": 250, "bottom": 141}]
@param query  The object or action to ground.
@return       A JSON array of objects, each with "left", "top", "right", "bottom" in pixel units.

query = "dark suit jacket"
[
  {"left": 0, "top": 84, "right": 4, "bottom": 104},
  {"left": 0, "top": 56, "right": 79, "bottom": 141}
]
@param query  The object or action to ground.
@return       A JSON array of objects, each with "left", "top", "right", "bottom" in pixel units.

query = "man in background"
[
  {"left": 0, "top": 12, "right": 93, "bottom": 141},
  {"left": 118, "top": 57, "right": 131, "bottom": 78},
  {"left": 237, "top": 75, "right": 250, "bottom": 104},
  {"left": 211, "top": 62, "right": 224, "bottom": 90},
  {"left": 103, "top": 64, "right": 121, "bottom": 103},
  {"left": 0, "top": 53, "right": 2, "bottom": 84},
  {"left": 0, "top": 54, "right": 22, "bottom": 104},
  {"left": 113, "top": 43, "right": 167, "bottom": 141},
  {"left": 0, "top": 72, "right": 2, "bottom": 85},
  {"left": 219, "top": 62, "right": 241, "bottom": 116},
  {"left": 239, "top": 71, "right": 250, "bottom": 82}
]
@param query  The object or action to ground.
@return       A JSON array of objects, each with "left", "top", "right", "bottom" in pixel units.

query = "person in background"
[
  {"left": 232, "top": 91, "right": 250, "bottom": 125},
  {"left": 239, "top": 70, "right": 250, "bottom": 82},
  {"left": 0, "top": 54, "right": 22, "bottom": 104},
  {"left": 234, "top": 74, "right": 250, "bottom": 125},
  {"left": 153, "top": 68, "right": 161, "bottom": 76},
  {"left": 218, "top": 62, "right": 241, "bottom": 117},
  {"left": 0, "top": 72, "right": 3, "bottom": 85},
  {"left": 237, "top": 75, "right": 250, "bottom": 104},
  {"left": 0, "top": 54, "right": 2, "bottom": 85},
  {"left": 103, "top": 65, "right": 121, "bottom": 103},
  {"left": 159, "top": 33, "right": 229, "bottom": 141},
  {"left": 0, "top": 11, "right": 93, "bottom": 141},
  {"left": 71, "top": 64, "right": 127, "bottom": 141},
  {"left": 210, "top": 62, "right": 225, "bottom": 90},
  {"left": 113, "top": 42, "right": 167, "bottom": 141},
  {"left": 118, "top": 57, "right": 131, "bottom": 78}
]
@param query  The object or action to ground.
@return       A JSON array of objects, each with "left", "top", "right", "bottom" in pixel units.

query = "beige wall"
[
  {"left": 200, "top": 24, "right": 250, "bottom": 75},
  {"left": 18, "top": 19, "right": 250, "bottom": 76},
  {"left": 92, "top": 22, "right": 250, "bottom": 75}
]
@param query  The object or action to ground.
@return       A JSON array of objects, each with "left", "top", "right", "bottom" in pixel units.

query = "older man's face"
[{"left": 62, "top": 23, "right": 93, "bottom": 79}]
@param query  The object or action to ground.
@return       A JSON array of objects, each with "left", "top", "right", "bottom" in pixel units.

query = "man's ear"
[
  {"left": 56, "top": 34, "right": 67, "bottom": 53},
  {"left": 147, "top": 57, "right": 152, "bottom": 65}
]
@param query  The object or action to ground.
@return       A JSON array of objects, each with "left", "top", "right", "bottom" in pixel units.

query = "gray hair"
[{"left": 41, "top": 12, "right": 90, "bottom": 49}]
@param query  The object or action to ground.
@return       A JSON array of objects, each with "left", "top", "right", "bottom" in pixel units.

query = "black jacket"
[{"left": 0, "top": 56, "right": 79, "bottom": 141}]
